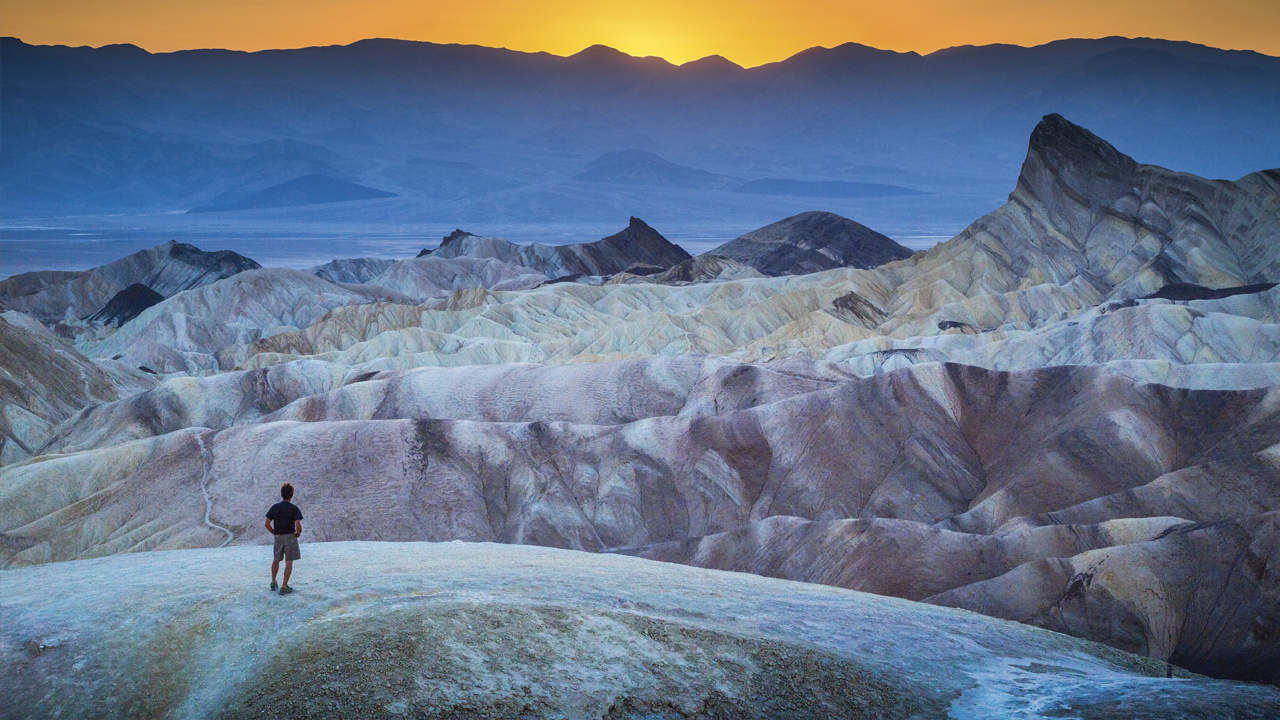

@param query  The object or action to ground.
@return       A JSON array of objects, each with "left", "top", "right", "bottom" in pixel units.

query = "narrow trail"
[{"left": 194, "top": 432, "right": 233, "bottom": 547}]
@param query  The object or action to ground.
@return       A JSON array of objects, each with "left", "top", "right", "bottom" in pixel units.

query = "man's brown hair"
[{"left": 281, "top": 482, "right": 294, "bottom": 500}]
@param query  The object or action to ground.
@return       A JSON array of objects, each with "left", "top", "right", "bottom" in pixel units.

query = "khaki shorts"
[{"left": 273, "top": 533, "right": 301, "bottom": 561}]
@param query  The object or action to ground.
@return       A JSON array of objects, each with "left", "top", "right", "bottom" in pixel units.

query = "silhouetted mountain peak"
[
  {"left": 569, "top": 44, "right": 630, "bottom": 62},
  {"left": 680, "top": 54, "right": 742, "bottom": 72},
  {"left": 98, "top": 42, "right": 149, "bottom": 56},
  {"left": 777, "top": 41, "right": 920, "bottom": 69},
  {"left": 566, "top": 44, "right": 675, "bottom": 70}
]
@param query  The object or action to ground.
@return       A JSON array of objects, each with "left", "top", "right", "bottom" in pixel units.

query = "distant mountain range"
[{"left": 3, "top": 35, "right": 1279, "bottom": 234}]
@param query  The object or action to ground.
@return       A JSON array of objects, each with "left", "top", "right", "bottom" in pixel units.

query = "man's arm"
[
  {"left": 265, "top": 516, "right": 274, "bottom": 534},
  {"left": 294, "top": 518, "right": 302, "bottom": 537}
]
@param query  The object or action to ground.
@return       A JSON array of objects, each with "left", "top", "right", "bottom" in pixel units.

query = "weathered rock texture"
[
  {"left": 67, "top": 116, "right": 1273, "bottom": 382},
  {"left": 649, "top": 254, "right": 766, "bottom": 283},
  {"left": 0, "top": 312, "right": 153, "bottom": 464},
  {"left": 0, "top": 240, "right": 259, "bottom": 322},
  {"left": 4, "top": 359, "right": 1279, "bottom": 683},
  {"left": 425, "top": 217, "right": 692, "bottom": 278},
  {"left": 3, "top": 115, "right": 1280, "bottom": 690},
  {"left": 3, "top": 542, "right": 1277, "bottom": 720}
]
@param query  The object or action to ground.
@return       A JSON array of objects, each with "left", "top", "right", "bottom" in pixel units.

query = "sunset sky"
[{"left": 4, "top": 0, "right": 1279, "bottom": 65}]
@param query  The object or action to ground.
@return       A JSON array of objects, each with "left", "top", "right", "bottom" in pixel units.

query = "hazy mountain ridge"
[{"left": 4, "top": 35, "right": 1278, "bottom": 235}]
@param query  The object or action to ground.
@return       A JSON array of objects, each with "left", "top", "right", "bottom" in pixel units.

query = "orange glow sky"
[{"left": 4, "top": 0, "right": 1278, "bottom": 66}]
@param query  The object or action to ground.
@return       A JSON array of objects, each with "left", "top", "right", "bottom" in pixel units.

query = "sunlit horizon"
[{"left": 4, "top": 0, "right": 1279, "bottom": 67}]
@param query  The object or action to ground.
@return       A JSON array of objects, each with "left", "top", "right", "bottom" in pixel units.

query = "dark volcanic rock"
[
  {"left": 709, "top": 211, "right": 912, "bottom": 276},
  {"left": 1144, "top": 282, "right": 1278, "bottom": 301},
  {"left": 162, "top": 243, "right": 261, "bottom": 288},
  {"left": 86, "top": 283, "right": 164, "bottom": 327}
]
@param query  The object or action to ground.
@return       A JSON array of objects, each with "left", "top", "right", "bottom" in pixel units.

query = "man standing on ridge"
[{"left": 265, "top": 483, "right": 303, "bottom": 595}]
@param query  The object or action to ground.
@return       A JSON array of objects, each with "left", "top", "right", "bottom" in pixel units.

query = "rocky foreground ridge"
[
  {"left": 3, "top": 542, "right": 1278, "bottom": 719},
  {"left": 1, "top": 114, "right": 1279, "bottom": 695}
]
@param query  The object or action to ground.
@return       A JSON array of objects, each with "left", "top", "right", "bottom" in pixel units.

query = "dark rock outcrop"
[
  {"left": 709, "top": 211, "right": 912, "bottom": 276},
  {"left": 418, "top": 229, "right": 476, "bottom": 257},
  {"left": 1143, "top": 282, "right": 1278, "bottom": 301},
  {"left": 85, "top": 283, "right": 164, "bottom": 327}
]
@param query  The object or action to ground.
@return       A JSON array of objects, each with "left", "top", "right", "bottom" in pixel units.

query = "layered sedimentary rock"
[
  {"left": 709, "top": 210, "right": 913, "bottom": 275},
  {"left": 310, "top": 257, "right": 394, "bottom": 284},
  {"left": 4, "top": 114, "right": 1280, "bottom": 690},
  {"left": 4, "top": 359, "right": 1278, "bottom": 683},
  {"left": 82, "top": 116, "right": 1268, "bottom": 382},
  {"left": 0, "top": 312, "right": 153, "bottom": 464},
  {"left": 6, "top": 543, "right": 1276, "bottom": 719},
  {"left": 84, "top": 268, "right": 406, "bottom": 374},
  {"left": 0, "top": 240, "right": 259, "bottom": 322},
  {"left": 649, "top": 254, "right": 766, "bottom": 283},
  {"left": 35, "top": 117, "right": 1276, "bottom": 385},
  {"left": 84, "top": 283, "right": 164, "bottom": 327},
  {"left": 424, "top": 217, "right": 692, "bottom": 278},
  {"left": 359, "top": 255, "right": 548, "bottom": 301}
]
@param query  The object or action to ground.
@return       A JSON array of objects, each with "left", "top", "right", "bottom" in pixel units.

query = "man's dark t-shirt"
[{"left": 266, "top": 501, "right": 303, "bottom": 535}]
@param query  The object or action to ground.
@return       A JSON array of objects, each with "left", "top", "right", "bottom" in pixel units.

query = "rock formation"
[
  {"left": 709, "top": 210, "right": 913, "bottom": 275},
  {"left": 648, "top": 254, "right": 766, "bottom": 283},
  {"left": 0, "top": 311, "right": 153, "bottom": 464},
  {"left": 424, "top": 217, "right": 692, "bottom": 278},
  {"left": 4, "top": 357, "right": 1279, "bottom": 682},
  {"left": 2, "top": 115, "right": 1279, "bottom": 692},
  {"left": 311, "top": 257, "right": 395, "bottom": 284},
  {"left": 84, "top": 283, "right": 164, "bottom": 327},
  {"left": 0, "top": 240, "right": 259, "bottom": 322}
]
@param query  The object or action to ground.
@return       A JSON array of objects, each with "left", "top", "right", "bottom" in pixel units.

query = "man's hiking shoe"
[
  {"left": 279, "top": 586, "right": 294, "bottom": 595},
  {"left": 270, "top": 581, "right": 278, "bottom": 591}
]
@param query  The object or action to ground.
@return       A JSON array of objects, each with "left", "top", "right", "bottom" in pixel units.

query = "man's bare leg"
[
  {"left": 271, "top": 558, "right": 280, "bottom": 584},
  {"left": 282, "top": 558, "right": 293, "bottom": 589}
]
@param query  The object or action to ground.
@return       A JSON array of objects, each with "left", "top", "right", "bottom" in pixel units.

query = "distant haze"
[{"left": 2, "top": 34, "right": 1279, "bottom": 276}]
